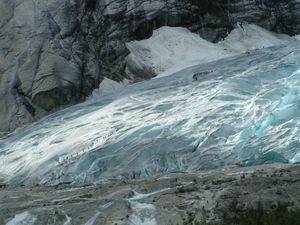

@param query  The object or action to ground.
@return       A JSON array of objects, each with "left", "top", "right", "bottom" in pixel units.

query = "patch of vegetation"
[
  {"left": 175, "top": 203, "right": 300, "bottom": 225},
  {"left": 223, "top": 203, "right": 300, "bottom": 225},
  {"left": 176, "top": 185, "right": 198, "bottom": 194}
]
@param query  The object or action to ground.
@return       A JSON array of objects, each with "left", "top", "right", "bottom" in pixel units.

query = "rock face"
[{"left": 1, "top": 0, "right": 300, "bottom": 134}]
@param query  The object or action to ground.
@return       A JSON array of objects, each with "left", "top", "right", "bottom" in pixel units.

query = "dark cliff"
[{"left": 1, "top": 0, "right": 300, "bottom": 134}]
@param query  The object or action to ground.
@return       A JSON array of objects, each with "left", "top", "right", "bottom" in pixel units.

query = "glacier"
[{"left": 1, "top": 39, "right": 300, "bottom": 186}]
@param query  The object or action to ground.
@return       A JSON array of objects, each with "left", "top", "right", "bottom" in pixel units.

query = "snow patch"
[
  {"left": 126, "top": 23, "right": 296, "bottom": 79},
  {"left": 126, "top": 26, "right": 231, "bottom": 78},
  {"left": 218, "top": 23, "right": 292, "bottom": 53}
]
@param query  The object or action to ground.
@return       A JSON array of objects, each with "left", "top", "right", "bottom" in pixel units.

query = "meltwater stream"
[
  {"left": 128, "top": 188, "right": 172, "bottom": 225},
  {"left": 1, "top": 41, "right": 300, "bottom": 185}
]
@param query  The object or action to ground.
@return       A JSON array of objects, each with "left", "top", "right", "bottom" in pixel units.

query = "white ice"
[
  {"left": 126, "top": 26, "right": 231, "bottom": 78},
  {"left": 218, "top": 23, "right": 293, "bottom": 53},
  {"left": 126, "top": 23, "right": 296, "bottom": 79}
]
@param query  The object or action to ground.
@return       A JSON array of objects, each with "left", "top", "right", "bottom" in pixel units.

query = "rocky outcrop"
[
  {"left": 1, "top": 0, "right": 300, "bottom": 134},
  {"left": 1, "top": 164, "right": 300, "bottom": 225}
]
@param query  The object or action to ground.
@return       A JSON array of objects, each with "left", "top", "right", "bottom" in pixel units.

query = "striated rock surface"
[{"left": 1, "top": 0, "right": 300, "bottom": 133}]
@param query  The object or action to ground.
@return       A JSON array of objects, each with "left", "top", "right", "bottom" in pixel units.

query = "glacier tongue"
[{"left": 1, "top": 41, "right": 300, "bottom": 186}]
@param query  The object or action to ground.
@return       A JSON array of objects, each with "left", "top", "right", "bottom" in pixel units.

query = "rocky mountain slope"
[{"left": 1, "top": 0, "right": 300, "bottom": 134}]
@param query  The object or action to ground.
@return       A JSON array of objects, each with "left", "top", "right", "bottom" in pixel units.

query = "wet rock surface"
[
  {"left": 1, "top": 0, "right": 300, "bottom": 133},
  {"left": 1, "top": 164, "right": 300, "bottom": 225}
]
